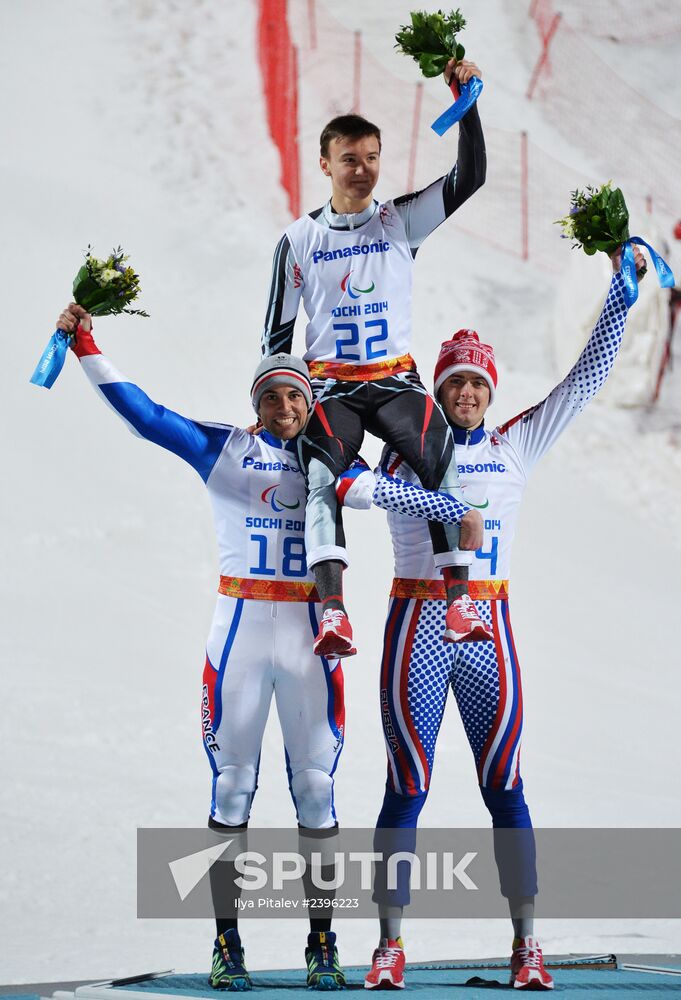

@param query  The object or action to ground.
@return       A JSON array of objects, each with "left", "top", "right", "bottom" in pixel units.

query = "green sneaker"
[
  {"left": 209, "top": 929, "right": 252, "bottom": 991},
  {"left": 305, "top": 930, "right": 346, "bottom": 990}
]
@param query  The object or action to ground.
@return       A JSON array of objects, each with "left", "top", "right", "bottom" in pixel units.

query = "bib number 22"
[{"left": 334, "top": 319, "right": 388, "bottom": 362}]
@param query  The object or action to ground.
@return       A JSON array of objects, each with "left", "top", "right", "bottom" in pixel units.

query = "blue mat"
[{"left": 111, "top": 958, "right": 681, "bottom": 997}]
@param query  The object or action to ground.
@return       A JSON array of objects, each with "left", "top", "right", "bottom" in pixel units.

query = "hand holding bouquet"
[
  {"left": 30, "top": 246, "right": 148, "bottom": 388},
  {"left": 395, "top": 9, "right": 483, "bottom": 135},
  {"left": 556, "top": 183, "right": 675, "bottom": 306}
]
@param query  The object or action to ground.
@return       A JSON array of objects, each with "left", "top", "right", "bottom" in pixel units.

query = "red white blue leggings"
[{"left": 375, "top": 594, "right": 536, "bottom": 904}]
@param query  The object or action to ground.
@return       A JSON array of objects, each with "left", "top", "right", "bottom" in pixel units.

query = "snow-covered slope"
[{"left": 1, "top": 0, "right": 680, "bottom": 983}]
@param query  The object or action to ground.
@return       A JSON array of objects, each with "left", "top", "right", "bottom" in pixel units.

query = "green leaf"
[
  {"left": 72, "top": 275, "right": 100, "bottom": 303},
  {"left": 88, "top": 302, "right": 118, "bottom": 317},
  {"left": 592, "top": 238, "right": 619, "bottom": 252},
  {"left": 74, "top": 277, "right": 110, "bottom": 304},
  {"left": 605, "top": 186, "right": 630, "bottom": 243},
  {"left": 72, "top": 264, "right": 90, "bottom": 292},
  {"left": 79, "top": 287, "right": 115, "bottom": 311},
  {"left": 419, "top": 51, "right": 449, "bottom": 76}
]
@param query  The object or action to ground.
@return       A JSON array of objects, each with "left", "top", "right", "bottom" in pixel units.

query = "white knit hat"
[{"left": 251, "top": 354, "right": 313, "bottom": 412}]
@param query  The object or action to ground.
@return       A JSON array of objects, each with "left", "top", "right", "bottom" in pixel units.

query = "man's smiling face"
[
  {"left": 258, "top": 384, "right": 309, "bottom": 440},
  {"left": 438, "top": 370, "right": 491, "bottom": 430}
]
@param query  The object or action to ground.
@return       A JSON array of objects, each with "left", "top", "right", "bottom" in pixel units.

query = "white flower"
[{"left": 100, "top": 268, "right": 120, "bottom": 283}]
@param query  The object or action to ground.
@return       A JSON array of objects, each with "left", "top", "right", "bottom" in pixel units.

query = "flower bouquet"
[
  {"left": 556, "top": 183, "right": 675, "bottom": 306},
  {"left": 30, "top": 246, "right": 149, "bottom": 388},
  {"left": 555, "top": 182, "right": 629, "bottom": 256},
  {"left": 394, "top": 9, "right": 483, "bottom": 135}
]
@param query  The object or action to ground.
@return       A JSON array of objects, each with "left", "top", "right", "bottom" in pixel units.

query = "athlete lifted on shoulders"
[{"left": 262, "top": 57, "right": 487, "bottom": 658}]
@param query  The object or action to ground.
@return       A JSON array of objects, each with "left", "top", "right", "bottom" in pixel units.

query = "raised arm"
[
  {"left": 497, "top": 249, "right": 646, "bottom": 470},
  {"left": 261, "top": 233, "right": 304, "bottom": 356},
  {"left": 392, "top": 58, "right": 487, "bottom": 252},
  {"left": 58, "top": 304, "right": 230, "bottom": 483}
]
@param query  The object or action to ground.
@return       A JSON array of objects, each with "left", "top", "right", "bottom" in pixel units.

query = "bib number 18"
[{"left": 249, "top": 533, "right": 307, "bottom": 578}]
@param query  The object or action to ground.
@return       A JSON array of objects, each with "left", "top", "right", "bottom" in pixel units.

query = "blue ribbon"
[
  {"left": 431, "top": 76, "right": 484, "bottom": 136},
  {"left": 620, "top": 236, "right": 676, "bottom": 307},
  {"left": 29, "top": 329, "right": 72, "bottom": 389}
]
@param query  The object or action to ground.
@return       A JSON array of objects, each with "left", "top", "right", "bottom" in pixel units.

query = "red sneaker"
[
  {"left": 443, "top": 594, "right": 493, "bottom": 643},
  {"left": 364, "top": 938, "right": 405, "bottom": 990},
  {"left": 510, "top": 936, "right": 554, "bottom": 990},
  {"left": 313, "top": 608, "right": 357, "bottom": 658}
]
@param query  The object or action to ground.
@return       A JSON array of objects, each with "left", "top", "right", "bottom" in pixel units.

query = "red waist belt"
[
  {"left": 390, "top": 578, "right": 510, "bottom": 601},
  {"left": 219, "top": 576, "right": 320, "bottom": 602},
  {"left": 308, "top": 353, "right": 416, "bottom": 382}
]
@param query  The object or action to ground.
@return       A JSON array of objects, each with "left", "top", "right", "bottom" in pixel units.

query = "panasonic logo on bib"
[
  {"left": 312, "top": 241, "right": 390, "bottom": 264},
  {"left": 243, "top": 457, "right": 301, "bottom": 474},
  {"left": 458, "top": 461, "right": 507, "bottom": 474}
]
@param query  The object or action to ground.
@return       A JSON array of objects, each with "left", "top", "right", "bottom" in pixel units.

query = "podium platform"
[{"left": 17, "top": 953, "right": 677, "bottom": 999}]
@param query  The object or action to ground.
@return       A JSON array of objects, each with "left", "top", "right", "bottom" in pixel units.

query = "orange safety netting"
[
  {"left": 257, "top": 0, "right": 301, "bottom": 217},
  {"left": 528, "top": 13, "right": 681, "bottom": 226},
  {"left": 261, "top": 1, "right": 679, "bottom": 274},
  {"left": 532, "top": 0, "right": 681, "bottom": 42},
  {"left": 285, "top": 1, "right": 608, "bottom": 272}
]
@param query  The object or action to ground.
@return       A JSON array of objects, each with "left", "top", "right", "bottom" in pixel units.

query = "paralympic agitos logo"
[
  {"left": 340, "top": 270, "right": 375, "bottom": 299},
  {"left": 261, "top": 484, "right": 301, "bottom": 513}
]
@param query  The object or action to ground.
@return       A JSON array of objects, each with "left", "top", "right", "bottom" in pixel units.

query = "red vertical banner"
[
  {"left": 307, "top": 0, "right": 317, "bottom": 50},
  {"left": 287, "top": 43, "right": 301, "bottom": 218},
  {"left": 526, "top": 11, "right": 561, "bottom": 100},
  {"left": 257, "top": 0, "right": 301, "bottom": 218},
  {"left": 407, "top": 82, "right": 423, "bottom": 193},
  {"left": 652, "top": 335, "right": 673, "bottom": 404},
  {"left": 353, "top": 30, "right": 362, "bottom": 113},
  {"left": 520, "top": 130, "right": 529, "bottom": 261}
]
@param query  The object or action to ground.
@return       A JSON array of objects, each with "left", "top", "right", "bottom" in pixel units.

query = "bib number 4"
[{"left": 475, "top": 535, "right": 498, "bottom": 576}]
